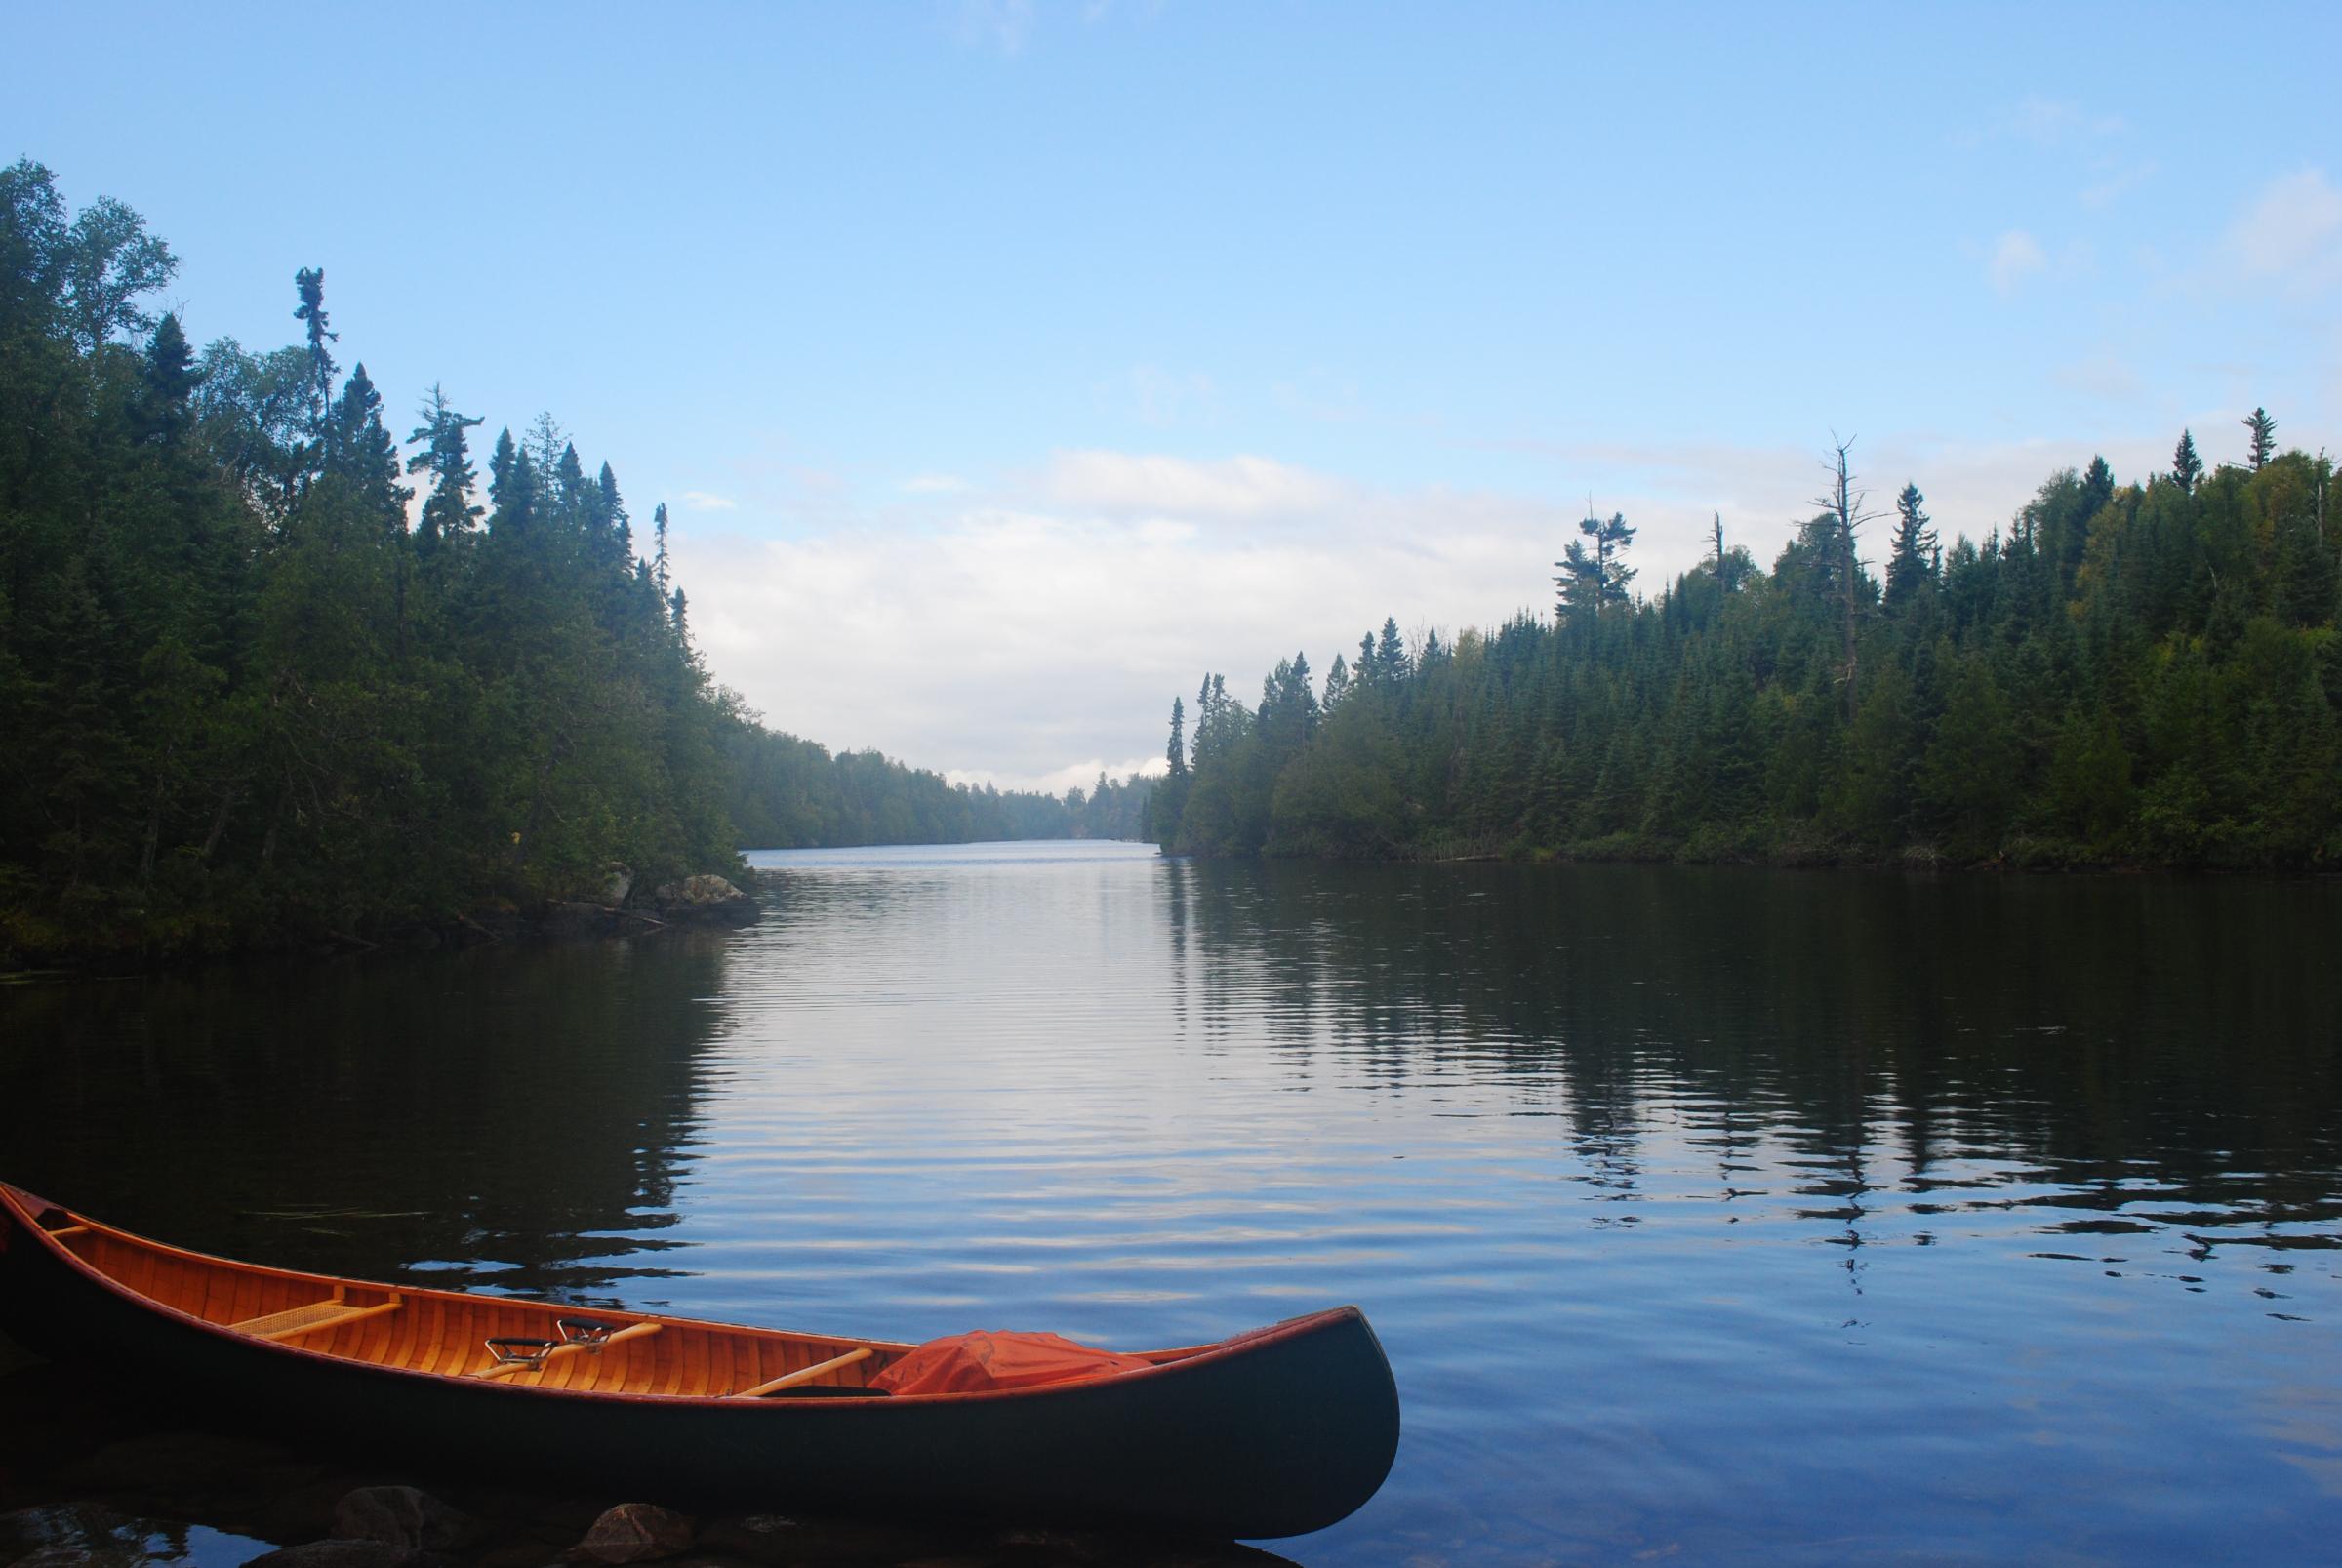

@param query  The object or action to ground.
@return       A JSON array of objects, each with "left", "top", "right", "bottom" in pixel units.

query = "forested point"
[
  {"left": 0, "top": 163, "right": 1147, "bottom": 965},
  {"left": 1150, "top": 432, "right": 2340, "bottom": 869}
]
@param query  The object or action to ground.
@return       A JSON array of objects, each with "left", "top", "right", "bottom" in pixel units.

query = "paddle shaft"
[{"left": 734, "top": 1345, "right": 873, "bottom": 1398}]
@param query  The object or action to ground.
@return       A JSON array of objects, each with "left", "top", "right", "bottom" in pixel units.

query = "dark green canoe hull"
[{"left": 0, "top": 1184, "right": 1397, "bottom": 1540}]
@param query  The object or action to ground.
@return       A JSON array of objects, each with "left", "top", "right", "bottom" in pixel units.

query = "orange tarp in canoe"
[{"left": 869, "top": 1330, "right": 1155, "bottom": 1396}]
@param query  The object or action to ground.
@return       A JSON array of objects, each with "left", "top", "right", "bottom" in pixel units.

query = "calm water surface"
[{"left": 5, "top": 844, "right": 2340, "bottom": 1563}]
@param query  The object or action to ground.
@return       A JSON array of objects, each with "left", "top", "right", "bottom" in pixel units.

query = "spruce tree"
[
  {"left": 1885, "top": 483, "right": 1937, "bottom": 608},
  {"left": 292, "top": 266, "right": 337, "bottom": 459},
  {"left": 328, "top": 363, "right": 411, "bottom": 523},
  {"left": 2172, "top": 429, "right": 2203, "bottom": 494},
  {"left": 1165, "top": 697, "right": 1187, "bottom": 776},
  {"left": 597, "top": 461, "right": 632, "bottom": 560},
  {"left": 1322, "top": 653, "right": 1350, "bottom": 708},
  {"left": 405, "top": 385, "right": 485, "bottom": 547},
  {"left": 138, "top": 311, "right": 201, "bottom": 441},
  {"left": 1376, "top": 617, "right": 1409, "bottom": 681},
  {"left": 2080, "top": 455, "right": 2115, "bottom": 513}
]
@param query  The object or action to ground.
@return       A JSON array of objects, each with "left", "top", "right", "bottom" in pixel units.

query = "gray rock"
[
  {"left": 600, "top": 864, "right": 634, "bottom": 907},
  {"left": 331, "top": 1486, "right": 485, "bottom": 1552},
  {"left": 566, "top": 1503, "right": 696, "bottom": 1564},
  {"left": 645, "top": 875, "right": 755, "bottom": 926}
]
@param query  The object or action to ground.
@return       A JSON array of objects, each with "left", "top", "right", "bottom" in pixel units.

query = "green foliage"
[
  {"left": 1159, "top": 438, "right": 2340, "bottom": 870},
  {"left": 3, "top": 165, "right": 1144, "bottom": 963},
  {"left": 719, "top": 720, "right": 1151, "bottom": 850}
]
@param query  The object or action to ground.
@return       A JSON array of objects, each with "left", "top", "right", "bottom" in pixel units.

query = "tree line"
[
  {"left": 723, "top": 726, "right": 1152, "bottom": 849},
  {"left": 0, "top": 164, "right": 1145, "bottom": 963},
  {"left": 1151, "top": 425, "right": 2338, "bottom": 868}
]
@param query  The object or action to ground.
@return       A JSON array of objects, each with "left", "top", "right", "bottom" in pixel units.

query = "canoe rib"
[
  {"left": 236, "top": 1293, "right": 406, "bottom": 1342},
  {"left": 0, "top": 1182, "right": 1401, "bottom": 1539}
]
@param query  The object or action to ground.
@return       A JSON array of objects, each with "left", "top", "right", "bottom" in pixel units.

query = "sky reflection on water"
[{"left": 5, "top": 844, "right": 2339, "bottom": 1563}]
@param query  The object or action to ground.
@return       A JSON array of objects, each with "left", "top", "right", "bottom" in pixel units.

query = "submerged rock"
[
  {"left": 540, "top": 901, "right": 621, "bottom": 938},
  {"left": 331, "top": 1486, "right": 486, "bottom": 1553},
  {"left": 243, "top": 1542, "right": 449, "bottom": 1568},
  {"left": 52, "top": 1428, "right": 326, "bottom": 1508}
]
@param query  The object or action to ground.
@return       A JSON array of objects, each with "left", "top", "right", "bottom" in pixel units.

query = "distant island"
[
  {"left": 1149, "top": 429, "right": 2338, "bottom": 869},
  {"left": 0, "top": 163, "right": 1149, "bottom": 966}
]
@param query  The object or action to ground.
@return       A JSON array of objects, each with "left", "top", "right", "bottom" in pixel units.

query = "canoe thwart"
[
  {"left": 478, "top": 1318, "right": 662, "bottom": 1380},
  {"left": 735, "top": 1345, "right": 874, "bottom": 1398}
]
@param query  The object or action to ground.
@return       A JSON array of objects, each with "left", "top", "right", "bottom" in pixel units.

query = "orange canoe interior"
[{"left": 26, "top": 1204, "right": 1202, "bottom": 1400}]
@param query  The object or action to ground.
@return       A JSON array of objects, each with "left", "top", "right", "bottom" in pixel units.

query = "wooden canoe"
[{"left": 0, "top": 1182, "right": 1398, "bottom": 1540}]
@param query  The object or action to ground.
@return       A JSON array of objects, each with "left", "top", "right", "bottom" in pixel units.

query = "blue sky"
[{"left": 10, "top": 3, "right": 2340, "bottom": 788}]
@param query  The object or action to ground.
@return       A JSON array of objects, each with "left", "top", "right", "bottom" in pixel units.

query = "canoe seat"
[{"left": 233, "top": 1292, "right": 403, "bottom": 1342}]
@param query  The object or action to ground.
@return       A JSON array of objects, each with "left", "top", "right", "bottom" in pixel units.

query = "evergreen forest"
[
  {"left": 1151, "top": 434, "right": 2340, "bottom": 868},
  {"left": 0, "top": 164, "right": 1143, "bottom": 964}
]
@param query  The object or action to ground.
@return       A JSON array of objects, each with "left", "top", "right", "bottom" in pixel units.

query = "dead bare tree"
[{"left": 1813, "top": 435, "right": 1885, "bottom": 717}]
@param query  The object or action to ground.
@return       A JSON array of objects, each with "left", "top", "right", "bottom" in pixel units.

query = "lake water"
[{"left": 5, "top": 843, "right": 2340, "bottom": 1563}]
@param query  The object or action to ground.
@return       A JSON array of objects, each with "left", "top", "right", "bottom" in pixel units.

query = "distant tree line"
[
  {"left": 1151, "top": 425, "right": 2339, "bottom": 869},
  {"left": 722, "top": 726, "right": 1151, "bottom": 849},
  {"left": 0, "top": 164, "right": 1145, "bottom": 963}
]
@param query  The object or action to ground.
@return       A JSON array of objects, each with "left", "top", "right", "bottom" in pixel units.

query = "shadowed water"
[{"left": 4, "top": 843, "right": 2339, "bottom": 1563}]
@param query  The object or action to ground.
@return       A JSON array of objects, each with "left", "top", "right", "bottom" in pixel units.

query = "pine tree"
[
  {"left": 2243, "top": 407, "right": 2277, "bottom": 470},
  {"left": 2171, "top": 429, "right": 2203, "bottom": 494},
  {"left": 652, "top": 502, "right": 672, "bottom": 594},
  {"left": 1556, "top": 511, "right": 1637, "bottom": 617},
  {"left": 1165, "top": 697, "right": 1187, "bottom": 776}
]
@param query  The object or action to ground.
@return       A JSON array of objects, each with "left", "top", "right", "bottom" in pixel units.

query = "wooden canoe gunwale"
[
  {"left": 0, "top": 1182, "right": 1401, "bottom": 1538},
  {"left": 0, "top": 1184, "right": 1360, "bottom": 1407}
]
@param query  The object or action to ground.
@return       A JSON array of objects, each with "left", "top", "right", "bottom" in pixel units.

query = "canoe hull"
[{"left": 0, "top": 1186, "right": 1397, "bottom": 1540}]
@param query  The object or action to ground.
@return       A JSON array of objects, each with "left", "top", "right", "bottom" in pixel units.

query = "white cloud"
[
  {"left": 953, "top": 0, "right": 1034, "bottom": 54},
  {"left": 2051, "top": 353, "right": 2142, "bottom": 404},
  {"left": 949, "top": 755, "right": 1169, "bottom": 796},
  {"left": 1123, "top": 364, "right": 1219, "bottom": 427},
  {"left": 1044, "top": 450, "right": 1344, "bottom": 518},
  {"left": 681, "top": 490, "right": 738, "bottom": 511},
  {"left": 2006, "top": 97, "right": 2124, "bottom": 146},
  {"left": 1955, "top": 96, "right": 2124, "bottom": 151},
  {"left": 672, "top": 432, "right": 2198, "bottom": 785},
  {"left": 1989, "top": 230, "right": 2047, "bottom": 294},
  {"left": 2225, "top": 168, "right": 2342, "bottom": 290},
  {"left": 2080, "top": 160, "right": 2157, "bottom": 210}
]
